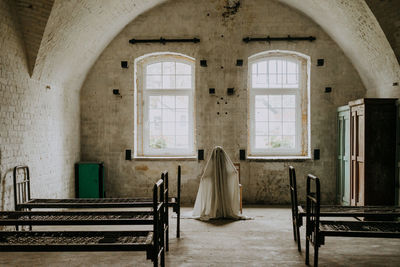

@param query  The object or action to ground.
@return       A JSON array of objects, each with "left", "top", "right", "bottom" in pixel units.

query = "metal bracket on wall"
[
  {"left": 129, "top": 37, "right": 200, "bottom": 45},
  {"left": 243, "top": 35, "right": 316, "bottom": 43}
]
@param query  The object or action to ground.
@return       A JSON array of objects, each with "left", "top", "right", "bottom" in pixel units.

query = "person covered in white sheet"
[{"left": 192, "top": 146, "right": 248, "bottom": 220}]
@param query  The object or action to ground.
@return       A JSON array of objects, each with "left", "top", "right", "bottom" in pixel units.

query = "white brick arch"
[{"left": 33, "top": 0, "right": 399, "bottom": 97}]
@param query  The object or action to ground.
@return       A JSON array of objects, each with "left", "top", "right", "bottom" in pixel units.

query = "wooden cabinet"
[
  {"left": 349, "top": 98, "right": 397, "bottom": 206},
  {"left": 337, "top": 105, "right": 350, "bottom": 205}
]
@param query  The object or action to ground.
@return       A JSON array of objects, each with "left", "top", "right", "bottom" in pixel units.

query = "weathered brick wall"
[
  {"left": 0, "top": 1, "right": 80, "bottom": 211},
  {"left": 81, "top": 0, "right": 366, "bottom": 204}
]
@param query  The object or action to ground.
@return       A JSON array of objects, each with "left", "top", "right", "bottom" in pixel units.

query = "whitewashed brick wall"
[{"left": 0, "top": 1, "right": 80, "bottom": 211}]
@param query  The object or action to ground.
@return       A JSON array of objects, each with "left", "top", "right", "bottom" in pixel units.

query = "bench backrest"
[
  {"left": 289, "top": 166, "right": 299, "bottom": 217},
  {"left": 153, "top": 174, "right": 166, "bottom": 258},
  {"left": 306, "top": 174, "right": 321, "bottom": 246},
  {"left": 13, "top": 166, "right": 31, "bottom": 210},
  {"left": 177, "top": 165, "right": 181, "bottom": 205}
]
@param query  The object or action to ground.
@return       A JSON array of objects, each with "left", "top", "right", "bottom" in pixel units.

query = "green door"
[{"left": 337, "top": 106, "right": 350, "bottom": 205}]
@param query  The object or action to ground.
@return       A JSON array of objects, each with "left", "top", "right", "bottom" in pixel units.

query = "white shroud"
[{"left": 192, "top": 146, "right": 242, "bottom": 220}]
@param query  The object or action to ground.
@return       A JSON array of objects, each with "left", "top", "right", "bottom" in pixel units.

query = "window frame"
[
  {"left": 134, "top": 52, "right": 196, "bottom": 158},
  {"left": 247, "top": 51, "right": 311, "bottom": 158}
]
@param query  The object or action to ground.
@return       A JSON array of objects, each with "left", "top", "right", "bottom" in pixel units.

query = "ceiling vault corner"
[{"left": 15, "top": 0, "right": 54, "bottom": 76}]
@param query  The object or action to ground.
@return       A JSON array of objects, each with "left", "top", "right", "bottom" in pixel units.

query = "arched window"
[
  {"left": 134, "top": 53, "right": 195, "bottom": 157},
  {"left": 248, "top": 51, "right": 310, "bottom": 158}
]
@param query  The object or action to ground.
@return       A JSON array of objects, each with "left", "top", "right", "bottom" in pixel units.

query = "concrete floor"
[{"left": 0, "top": 206, "right": 399, "bottom": 266}]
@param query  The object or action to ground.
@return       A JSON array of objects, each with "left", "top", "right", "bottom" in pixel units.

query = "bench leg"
[
  {"left": 305, "top": 237, "right": 310, "bottom": 265},
  {"left": 296, "top": 223, "right": 301, "bottom": 252},
  {"left": 166, "top": 207, "right": 169, "bottom": 252},
  {"left": 161, "top": 247, "right": 165, "bottom": 267},
  {"left": 176, "top": 205, "right": 180, "bottom": 238},
  {"left": 153, "top": 255, "right": 158, "bottom": 267},
  {"left": 292, "top": 219, "right": 297, "bottom": 241},
  {"left": 314, "top": 244, "right": 319, "bottom": 267}
]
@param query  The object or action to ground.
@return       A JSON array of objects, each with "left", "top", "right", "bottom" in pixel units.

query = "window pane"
[
  {"left": 268, "top": 74, "right": 277, "bottom": 87},
  {"left": 255, "top": 95, "right": 268, "bottom": 108},
  {"left": 176, "top": 63, "right": 191, "bottom": 74},
  {"left": 176, "top": 96, "right": 188, "bottom": 108},
  {"left": 282, "top": 108, "right": 295, "bottom": 122},
  {"left": 282, "top": 95, "right": 295, "bottom": 107},
  {"left": 252, "top": 74, "right": 267, "bottom": 88},
  {"left": 150, "top": 122, "right": 161, "bottom": 136},
  {"left": 162, "top": 62, "right": 175, "bottom": 74},
  {"left": 277, "top": 60, "right": 284, "bottom": 74},
  {"left": 287, "top": 74, "right": 298, "bottom": 85},
  {"left": 269, "top": 122, "right": 282, "bottom": 135},
  {"left": 146, "top": 75, "right": 162, "bottom": 89},
  {"left": 176, "top": 135, "right": 188, "bottom": 148},
  {"left": 258, "top": 59, "right": 299, "bottom": 88},
  {"left": 255, "top": 108, "right": 268, "bottom": 121},
  {"left": 176, "top": 75, "right": 191, "bottom": 89},
  {"left": 257, "top": 62, "right": 267, "bottom": 73},
  {"left": 269, "top": 108, "right": 282, "bottom": 122},
  {"left": 269, "top": 95, "right": 282, "bottom": 107},
  {"left": 255, "top": 136, "right": 268, "bottom": 149},
  {"left": 164, "top": 135, "right": 175, "bottom": 148},
  {"left": 149, "top": 96, "right": 161, "bottom": 109},
  {"left": 255, "top": 122, "right": 268, "bottom": 135},
  {"left": 269, "top": 60, "right": 277, "bottom": 74},
  {"left": 287, "top": 61, "right": 298, "bottom": 73},
  {"left": 176, "top": 109, "right": 188, "bottom": 122},
  {"left": 269, "top": 135, "right": 283, "bottom": 148},
  {"left": 176, "top": 122, "right": 188, "bottom": 134},
  {"left": 162, "top": 122, "right": 175, "bottom": 135},
  {"left": 283, "top": 122, "right": 295, "bottom": 135},
  {"left": 163, "top": 75, "right": 175, "bottom": 89},
  {"left": 149, "top": 109, "right": 161, "bottom": 122},
  {"left": 162, "top": 109, "right": 175, "bottom": 122},
  {"left": 282, "top": 135, "right": 295, "bottom": 148},
  {"left": 150, "top": 136, "right": 167, "bottom": 149},
  {"left": 162, "top": 96, "right": 175, "bottom": 109},
  {"left": 147, "top": 63, "right": 161, "bottom": 74}
]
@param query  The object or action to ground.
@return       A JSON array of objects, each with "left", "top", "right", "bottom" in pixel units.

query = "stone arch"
[{"left": 32, "top": 0, "right": 398, "bottom": 97}]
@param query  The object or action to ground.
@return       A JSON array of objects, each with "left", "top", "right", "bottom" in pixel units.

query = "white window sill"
[
  {"left": 133, "top": 156, "right": 198, "bottom": 161},
  {"left": 246, "top": 156, "right": 312, "bottom": 161}
]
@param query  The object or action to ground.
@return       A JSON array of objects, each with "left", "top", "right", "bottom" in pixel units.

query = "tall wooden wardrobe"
[{"left": 349, "top": 98, "right": 397, "bottom": 206}]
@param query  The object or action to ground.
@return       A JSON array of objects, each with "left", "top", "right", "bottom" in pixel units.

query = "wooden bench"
[
  {"left": 305, "top": 174, "right": 400, "bottom": 267},
  {"left": 13, "top": 165, "right": 182, "bottom": 249},
  {"left": 289, "top": 166, "right": 400, "bottom": 252},
  {"left": 0, "top": 177, "right": 167, "bottom": 267}
]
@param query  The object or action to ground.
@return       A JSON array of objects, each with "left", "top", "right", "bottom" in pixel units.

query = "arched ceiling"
[{"left": 30, "top": 0, "right": 399, "bottom": 97}]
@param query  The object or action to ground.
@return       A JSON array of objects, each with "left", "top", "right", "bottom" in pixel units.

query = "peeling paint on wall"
[{"left": 222, "top": 0, "right": 240, "bottom": 19}]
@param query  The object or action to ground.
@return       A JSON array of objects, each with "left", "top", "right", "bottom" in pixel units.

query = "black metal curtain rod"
[
  {"left": 243, "top": 35, "right": 316, "bottom": 43},
  {"left": 129, "top": 37, "right": 200, "bottom": 45}
]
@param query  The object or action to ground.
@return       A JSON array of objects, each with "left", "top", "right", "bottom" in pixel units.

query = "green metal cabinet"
[
  {"left": 75, "top": 162, "right": 105, "bottom": 198},
  {"left": 337, "top": 105, "right": 350, "bottom": 205}
]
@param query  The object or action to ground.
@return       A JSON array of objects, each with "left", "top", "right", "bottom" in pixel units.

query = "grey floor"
[{"left": 0, "top": 206, "right": 399, "bottom": 266}]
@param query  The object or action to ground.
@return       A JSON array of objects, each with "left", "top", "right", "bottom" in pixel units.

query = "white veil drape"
[{"left": 192, "top": 146, "right": 244, "bottom": 220}]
